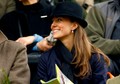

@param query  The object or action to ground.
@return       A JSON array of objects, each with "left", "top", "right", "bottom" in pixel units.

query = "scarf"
[{"left": 54, "top": 40, "right": 78, "bottom": 84}]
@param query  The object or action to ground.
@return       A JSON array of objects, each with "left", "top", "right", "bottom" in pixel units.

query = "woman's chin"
[
  {"left": 53, "top": 36, "right": 60, "bottom": 39},
  {"left": 53, "top": 36, "right": 58, "bottom": 39}
]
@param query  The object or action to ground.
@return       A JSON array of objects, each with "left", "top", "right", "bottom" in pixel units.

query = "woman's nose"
[{"left": 51, "top": 21, "right": 56, "bottom": 29}]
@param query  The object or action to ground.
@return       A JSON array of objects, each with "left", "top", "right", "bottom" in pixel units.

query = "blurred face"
[
  {"left": 51, "top": 17, "right": 78, "bottom": 40},
  {"left": 19, "top": 0, "right": 38, "bottom": 5}
]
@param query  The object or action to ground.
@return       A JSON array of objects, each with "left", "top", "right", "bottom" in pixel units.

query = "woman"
[{"left": 36, "top": 2, "right": 110, "bottom": 84}]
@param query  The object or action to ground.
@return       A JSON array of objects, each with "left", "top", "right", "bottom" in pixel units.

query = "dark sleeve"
[
  {"left": 16, "top": 1, "right": 42, "bottom": 11},
  {"left": 15, "top": 0, "right": 52, "bottom": 12},
  {"left": 90, "top": 54, "right": 108, "bottom": 84},
  {"left": 0, "top": 11, "right": 21, "bottom": 40},
  {"left": 36, "top": 53, "right": 48, "bottom": 84}
]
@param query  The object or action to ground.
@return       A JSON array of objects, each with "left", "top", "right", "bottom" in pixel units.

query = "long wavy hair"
[{"left": 71, "top": 25, "right": 110, "bottom": 79}]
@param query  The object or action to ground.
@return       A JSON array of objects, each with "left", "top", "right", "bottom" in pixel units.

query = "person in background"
[
  {"left": 0, "top": 30, "right": 30, "bottom": 84},
  {"left": 0, "top": 0, "right": 15, "bottom": 19},
  {"left": 15, "top": 0, "right": 88, "bottom": 52},
  {"left": 0, "top": 0, "right": 53, "bottom": 53},
  {"left": 75, "top": 0, "right": 94, "bottom": 13},
  {"left": 15, "top": 0, "right": 78, "bottom": 52},
  {"left": 85, "top": 0, "right": 120, "bottom": 76},
  {"left": 36, "top": 2, "right": 110, "bottom": 84}
]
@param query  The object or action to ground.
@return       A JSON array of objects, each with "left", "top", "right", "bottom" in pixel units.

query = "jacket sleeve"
[
  {"left": 9, "top": 43, "right": 30, "bottom": 84},
  {"left": 90, "top": 54, "right": 108, "bottom": 84},
  {"left": 36, "top": 53, "right": 48, "bottom": 84},
  {"left": 85, "top": 6, "right": 120, "bottom": 57}
]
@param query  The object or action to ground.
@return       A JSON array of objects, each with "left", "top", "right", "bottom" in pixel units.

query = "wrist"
[
  {"left": 32, "top": 43, "right": 40, "bottom": 51},
  {"left": 33, "top": 34, "right": 43, "bottom": 43}
]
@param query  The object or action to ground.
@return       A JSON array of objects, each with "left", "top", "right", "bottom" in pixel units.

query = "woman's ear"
[{"left": 72, "top": 22, "right": 79, "bottom": 30}]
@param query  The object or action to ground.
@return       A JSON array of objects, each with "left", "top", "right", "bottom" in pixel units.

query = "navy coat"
[{"left": 37, "top": 41, "right": 108, "bottom": 84}]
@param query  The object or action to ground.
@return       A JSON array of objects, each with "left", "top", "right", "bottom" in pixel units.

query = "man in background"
[{"left": 85, "top": 0, "right": 120, "bottom": 76}]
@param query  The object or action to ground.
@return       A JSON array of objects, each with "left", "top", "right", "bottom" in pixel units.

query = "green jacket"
[
  {"left": 85, "top": 0, "right": 120, "bottom": 57},
  {"left": 0, "top": 0, "right": 15, "bottom": 19}
]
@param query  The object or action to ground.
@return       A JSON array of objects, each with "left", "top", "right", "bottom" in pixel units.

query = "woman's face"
[{"left": 51, "top": 17, "right": 77, "bottom": 40}]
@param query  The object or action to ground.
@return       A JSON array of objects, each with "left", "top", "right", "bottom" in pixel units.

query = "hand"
[
  {"left": 16, "top": 36, "right": 35, "bottom": 46},
  {"left": 19, "top": 0, "right": 38, "bottom": 5},
  {"left": 36, "top": 37, "right": 53, "bottom": 52}
]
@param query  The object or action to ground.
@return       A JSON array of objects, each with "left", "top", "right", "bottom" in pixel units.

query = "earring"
[{"left": 72, "top": 30, "right": 74, "bottom": 33}]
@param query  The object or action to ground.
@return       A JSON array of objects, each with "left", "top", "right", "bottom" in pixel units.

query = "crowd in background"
[{"left": 1, "top": 0, "right": 120, "bottom": 84}]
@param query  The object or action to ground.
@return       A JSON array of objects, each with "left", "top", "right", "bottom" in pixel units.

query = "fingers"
[
  {"left": 36, "top": 39, "right": 53, "bottom": 52},
  {"left": 16, "top": 36, "right": 35, "bottom": 46},
  {"left": 16, "top": 38, "right": 27, "bottom": 46},
  {"left": 41, "top": 45, "right": 53, "bottom": 52}
]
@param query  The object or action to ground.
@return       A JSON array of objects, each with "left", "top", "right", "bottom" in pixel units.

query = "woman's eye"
[{"left": 57, "top": 18, "right": 62, "bottom": 22}]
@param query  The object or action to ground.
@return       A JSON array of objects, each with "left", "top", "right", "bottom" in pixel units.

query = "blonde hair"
[{"left": 71, "top": 25, "right": 110, "bottom": 79}]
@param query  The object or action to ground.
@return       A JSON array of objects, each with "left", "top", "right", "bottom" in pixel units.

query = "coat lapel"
[{"left": 0, "top": 30, "right": 8, "bottom": 43}]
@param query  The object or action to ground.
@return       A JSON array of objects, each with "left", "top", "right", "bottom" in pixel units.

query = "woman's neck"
[{"left": 60, "top": 34, "right": 74, "bottom": 51}]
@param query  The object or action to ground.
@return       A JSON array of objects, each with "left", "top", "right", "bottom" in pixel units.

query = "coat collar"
[
  {"left": 0, "top": 30, "right": 8, "bottom": 44},
  {"left": 54, "top": 40, "right": 74, "bottom": 64}
]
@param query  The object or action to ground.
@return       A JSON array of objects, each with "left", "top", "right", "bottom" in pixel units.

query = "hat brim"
[{"left": 51, "top": 13, "right": 88, "bottom": 28}]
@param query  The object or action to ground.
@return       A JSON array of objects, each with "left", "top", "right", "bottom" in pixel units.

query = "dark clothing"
[
  {"left": 0, "top": 1, "right": 53, "bottom": 40},
  {"left": 111, "top": 17, "right": 120, "bottom": 39},
  {"left": 37, "top": 41, "right": 108, "bottom": 84},
  {"left": 0, "top": 1, "right": 53, "bottom": 53}
]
